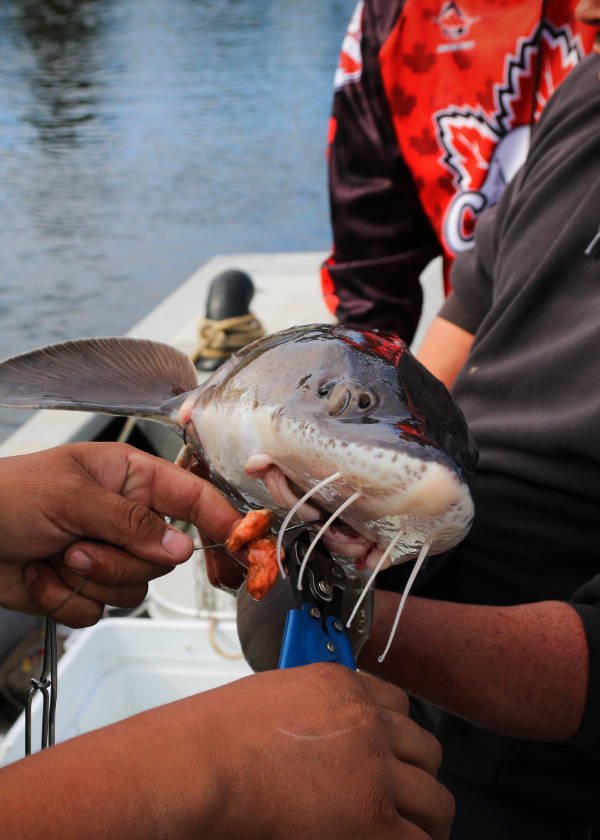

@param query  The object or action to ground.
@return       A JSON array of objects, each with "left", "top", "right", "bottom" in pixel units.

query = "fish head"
[{"left": 186, "top": 324, "right": 478, "bottom": 571}]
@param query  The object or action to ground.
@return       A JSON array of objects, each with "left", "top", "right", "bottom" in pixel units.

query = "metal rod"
[{"left": 25, "top": 616, "right": 58, "bottom": 756}]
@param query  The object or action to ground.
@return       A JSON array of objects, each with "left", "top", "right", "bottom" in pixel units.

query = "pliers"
[{"left": 277, "top": 530, "right": 372, "bottom": 671}]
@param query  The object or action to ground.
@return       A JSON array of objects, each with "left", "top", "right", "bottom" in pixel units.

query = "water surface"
[{"left": 0, "top": 0, "right": 353, "bottom": 438}]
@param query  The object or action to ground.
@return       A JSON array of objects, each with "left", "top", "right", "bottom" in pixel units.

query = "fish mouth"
[{"left": 245, "top": 460, "right": 378, "bottom": 568}]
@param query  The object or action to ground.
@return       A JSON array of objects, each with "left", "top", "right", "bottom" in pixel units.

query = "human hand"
[
  {"left": 0, "top": 442, "right": 240, "bottom": 626},
  {"left": 0, "top": 663, "right": 454, "bottom": 840},
  {"left": 202, "top": 664, "right": 454, "bottom": 840}
]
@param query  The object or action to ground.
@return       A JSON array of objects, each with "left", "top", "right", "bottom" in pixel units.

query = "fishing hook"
[{"left": 194, "top": 520, "right": 321, "bottom": 552}]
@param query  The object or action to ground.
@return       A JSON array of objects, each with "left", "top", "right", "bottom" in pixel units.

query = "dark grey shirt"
[{"left": 415, "top": 54, "right": 600, "bottom": 824}]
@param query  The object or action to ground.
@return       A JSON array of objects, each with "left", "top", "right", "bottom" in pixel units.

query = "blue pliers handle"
[
  {"left": 278, "top": 603, "right": 356, "bottom": 669},
  {"left": 277, "top": 532, "right": 357, "bottom": 670}
]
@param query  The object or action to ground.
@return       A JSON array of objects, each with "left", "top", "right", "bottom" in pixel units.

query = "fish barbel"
[{"left": 0, "top": 324, "right": 477, "bottom": 573}]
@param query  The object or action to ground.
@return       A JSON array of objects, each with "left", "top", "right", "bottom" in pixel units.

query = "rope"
[
  {"left": 191, "top": 312, "right": 265, "bottom": 362},
  {"left": 207, "top": 617, "right": 244, "bottom": 661}
]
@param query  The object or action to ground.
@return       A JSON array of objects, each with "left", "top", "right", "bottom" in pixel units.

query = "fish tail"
[{"left": 0, "top": 337, "right": 200, "bottom": 425}]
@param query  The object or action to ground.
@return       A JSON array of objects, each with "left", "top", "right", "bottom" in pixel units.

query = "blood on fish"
[{"left": 340, "top": 330, "right": 406, "bottom": 367}]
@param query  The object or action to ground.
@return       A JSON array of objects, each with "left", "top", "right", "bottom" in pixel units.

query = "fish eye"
[
  {"left": 317, "top": 381, "right": 335, "bottom": 398},
  {"left": 357, "top": 392, "right": 373, "bottom": 410}
]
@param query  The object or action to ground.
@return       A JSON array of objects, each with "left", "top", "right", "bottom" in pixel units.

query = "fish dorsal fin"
[{"left": 0, "top": 337, "right": 199, "bottom": 425}]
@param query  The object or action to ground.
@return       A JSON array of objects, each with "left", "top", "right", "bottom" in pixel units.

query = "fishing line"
[
  {"left": 378, "top": 540, "right": 432, "bottom": 663},
  {"left": 275, "top": 472, "right": 341, "bottom": 578},
  {"left": 296, "top": 492, "right": 362, "bottom": 591},
  {"left": 194, "top": 520, "right": 320, "bottom": 552},
  {"left": 345, "top": 527, "right": 407, "bottom": 629}
]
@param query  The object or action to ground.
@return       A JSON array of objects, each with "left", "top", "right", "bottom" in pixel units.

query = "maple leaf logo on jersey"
[
  {"left": 334, "top": 0, "right": 364, "bottom": 90},
  {"left": 435, "top": 1, "right": 478, "bottom": 41},
  {"left": 437, "top": 22, "right": 583, "bottom": 253}
]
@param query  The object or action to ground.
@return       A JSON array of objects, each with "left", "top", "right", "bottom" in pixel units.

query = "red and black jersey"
[{"left": 321, "top": 0, "right": 595, "bottom": 341}]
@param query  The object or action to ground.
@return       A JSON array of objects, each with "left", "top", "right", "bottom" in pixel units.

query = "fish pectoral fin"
[{"left": 0, "top": 337, "right": 200, "bottom": 425}]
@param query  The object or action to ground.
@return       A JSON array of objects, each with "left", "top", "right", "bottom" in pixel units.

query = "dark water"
[{"left": 0, "top": 0, "right": 353, "bottom": 439}]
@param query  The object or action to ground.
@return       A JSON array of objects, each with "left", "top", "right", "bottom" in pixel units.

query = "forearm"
[
  {"left": 415, "top": 316, "right": 474, "bottom": 389},
  {"left": 0, "top": 666, "right": 456, "bottom": 840},
  {"left": 359, "top": 591, "right": 588, "bottom": 742},
  {"left": 0, "top": 699, "right": 227, "bottom": 840}
]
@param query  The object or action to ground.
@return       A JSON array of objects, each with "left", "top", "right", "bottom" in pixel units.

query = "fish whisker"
[
  {"left": 275, "top": 472, "right": 342, "bottom": 579},
  {"left": 297, "top": 492, "right": 362, "bottom": 591},
  {"left": 345, "top": 527, "right": 407, "bottom": 629},
  {"left": 377, "top": 540, "right": 432, "bottom": 663}
]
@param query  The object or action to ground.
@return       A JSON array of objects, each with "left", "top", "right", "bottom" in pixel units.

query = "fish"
[
  {"left": 0, "top": 323, "right": 479, "bottom": 660},
  {"left": 0, "top": 324, "right": 477, "bottom": 576}
]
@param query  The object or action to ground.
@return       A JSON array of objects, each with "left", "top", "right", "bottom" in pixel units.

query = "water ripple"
[{"left": 0, "top": 0, "right": 353, "bottom": 438}]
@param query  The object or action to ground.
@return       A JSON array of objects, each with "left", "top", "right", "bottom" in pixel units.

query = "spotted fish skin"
[
  {"left": 185, "top": 325, "right": 477, "bottom": 568},
  {"left": 0, "top": 324, "right": 477, "bottom": 570}
]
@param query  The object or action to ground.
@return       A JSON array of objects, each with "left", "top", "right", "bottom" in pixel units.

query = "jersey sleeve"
[{"left": 322, "top": 0, "right": 441, "bottom": 343}]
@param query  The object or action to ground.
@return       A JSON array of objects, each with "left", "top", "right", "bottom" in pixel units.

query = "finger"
[
  {"left": 124, "top": 449, "right": 241, "bottom": 542},
  {"left": 393, "top": 817, "right": 438, "bottom": 840},
  {"left": 187, "top": 454, "right": 209, "bottom": 480},
  {"left": 384, "top": 709, "right": 443, "bottom": 776},
  {"left": 24, "top": 561, "right": 104, "bottom": 628},
  {"left": 200, "top": 532, "right": 247, "bottom": 593},
  {"left": 80, "top": 444, "right": 241, "bottom": 546},
  {"left": 74, "top": 446, "right": 239, "bottom": 563},
  {"left": 355, "top": 670, "right": 410, "bottom": 715},
  {"left": 392, "top": 763, "right": 455, "bottom": 840},
  {"left": 70, "top": 482, "right": 195, "bottom": 566},
  {"left": 51, "top": 559, "right": 149, "bottom": 610},
  {"left": 63, "top": 540, "right": 174, "bottom": 586}
]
